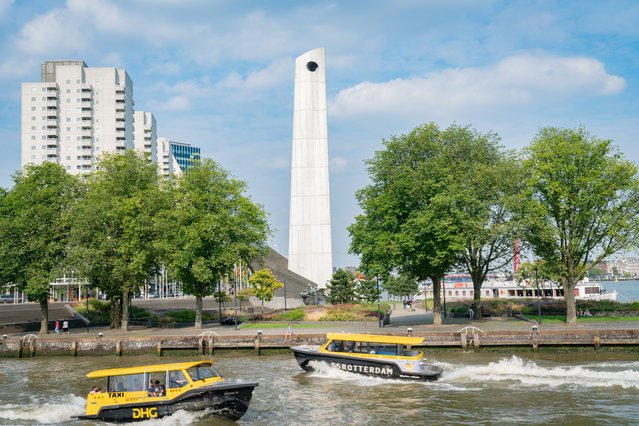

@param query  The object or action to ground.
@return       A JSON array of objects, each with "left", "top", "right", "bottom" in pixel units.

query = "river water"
[
  {"left": 1, "top": 350, "right": 638, "bottom": 426},
  {"left": 598, "top": 280, "right": 639, "bottom": 303}
]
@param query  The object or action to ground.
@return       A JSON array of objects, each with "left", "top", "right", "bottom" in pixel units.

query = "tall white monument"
[{"left": 288, "top": 48, "right": 333, "bottom": 288}]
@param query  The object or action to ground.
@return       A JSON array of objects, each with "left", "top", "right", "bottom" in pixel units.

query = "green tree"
[
  {"left": 325, "top": 268, "right": 357, "bottom": 304},
  {"left": 0, "top": 163, "right": 80, "bottom": 334},
  {"left": 167, "top": 159, "right": 270, "bottom": 328},
  {"left": 437, "top": 126, "right": 522, "bottom": 319},
  {"left": 67, "top": 151, "right": 167, "bottom": 330},
  {"left": 356, "top": 276, "right": 380, "bottom": 303},
  {"left": 237, "top": 287, "right": 255, "bottom": 312},
  {"left": 249, "top": 268, "right": 283, "bottom": 313},
  {"left": 382, "top": 274, "right": 419, "bottom": 299},
  {"left": 349, "top": 123, "right": 466, "bottom": 325},
  {"left": 518, "top": 127, "right": 639, "bottom": 325}
]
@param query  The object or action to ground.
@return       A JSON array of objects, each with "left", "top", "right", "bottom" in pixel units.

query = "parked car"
[{"left": 0, "top": 294, "right": 15, "bottom": 304}]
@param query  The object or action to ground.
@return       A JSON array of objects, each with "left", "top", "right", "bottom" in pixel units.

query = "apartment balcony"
[
  {"left": 115, "top": 126, "right": 125, "bottom": 132},
  {"left": 115, "top": 92, "right": 125, "bottom": 101},
  {"left": 79, "top": 155, "right": 92, "bottom": 161},
  {"left": 81, "top": 128, "right": 92, "bottom": 137},
  {"left": 46, "top": 105, "right": 58, "bottom": 111},
  {"left": 81, "top": 96, "right": 92, "bottom": 102},
  {"left": 46, "top": 154, "right": 58, "bottom": 159},
  {"left": 45, "top": 84, "right": 57, "bottom": 92},
  {"left": 46, "top": 96, "right": 57, "bottom": 102},
  {"left": 115, "top": 146, "right": 126, "bottom": 152},
  {"left": 46, "top": 144, "right": 58, "bottom": 150},
  {"left": 46, "top": 114, "right": 57, "bottom": 120},
  {"left": 79, "top": 164, "right": 93, "bottom": 171},
  {"left": 46, "top": 133, "right": 58, "bottom": 140},
  {"left": 81, "top": 125, "right": 92, "bottom": 131},
  {"left": 81, "top": 115, "right": 92, "bottom": 121},
  {"left": 80, "top": 84, "right": 92, "bottom": 93},
  {"left": 144, "top": 144, "right": 152, "bottom": 150},
  {"left": 46, "top": 121, "right": 58, "bottom": 129},
  {"left": 81, "top": 110, "right": 92, "bottom": 118}
]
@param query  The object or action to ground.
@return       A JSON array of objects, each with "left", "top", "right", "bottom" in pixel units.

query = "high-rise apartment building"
[
  {"left": 21, "top": 60, "right": 134, "bottom": 174},
  {"left": 157, "top": 137, "right": 201, "bottom": 176},
  {"left": 133, "top": 111, "right": 157, "bottom": 163}
]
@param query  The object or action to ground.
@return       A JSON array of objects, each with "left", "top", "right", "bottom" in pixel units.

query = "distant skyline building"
[
  {"left": 288, "top": 48, "right": 333, "bottom": 288},
  {"left": 21, "top": 60, "right": 134, "bottom": 174},
  {"left": 157, "top": 137, "right": 201, "bottom": 176},
  {"left": 133, "top": 111, "right": 157, "bottom": 163}
]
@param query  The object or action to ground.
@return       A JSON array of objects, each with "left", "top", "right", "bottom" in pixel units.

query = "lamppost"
[
  {"left": 376, "top": 275, "right": 382, "bottom": 328},
  {"left": 442, "top": 278, "right": 447, "bottom": 320},
  {"left": 534, "top": 265, "right": 541, "bottom": 324},
  {"left": 233, "top": 278, "right": 238, "bottom": 331},
  {"left": 284, "top": 280, "right": 287, "bottom": 310},
  {"left": 218, "top": 279, "right": 223, "bottom": 324},
  {"left": 86, "top": 284, "right": 90, "bottom": 334}
]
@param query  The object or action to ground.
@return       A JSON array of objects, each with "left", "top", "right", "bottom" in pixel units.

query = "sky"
[{"left": 1, "top": 0, "right": 638, "bottom": 269}]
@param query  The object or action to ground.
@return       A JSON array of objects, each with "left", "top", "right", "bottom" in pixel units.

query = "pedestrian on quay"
[
  {"left": 468, "top": 307, "right": 475, "bottom": 320},
  {"left": 54, "top": 319, "right": 60, "bottom": 334},
  {"left": 62, "top": 319, "right": 69, "bottom": 334}
]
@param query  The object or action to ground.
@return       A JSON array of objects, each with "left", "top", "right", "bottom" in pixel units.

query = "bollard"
[{"left": 407, "top": 328, "right": 413, "bottom": 337}]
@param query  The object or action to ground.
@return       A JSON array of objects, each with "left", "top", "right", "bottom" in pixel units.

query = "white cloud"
[
  {"left": 0, "top": 0, "right": 13, "bottom": 17},
  {"left": 163, "top": 95, "right": 191, "bottom": 111},
  {"left": 16, "top": 8, "right": 87, "bottom": 54},
  {"left": 330, "top": 52, "right": 626, "bottom": 121},
  {"left": 330, "top": 156, "right": 349, "bottom": 170}
]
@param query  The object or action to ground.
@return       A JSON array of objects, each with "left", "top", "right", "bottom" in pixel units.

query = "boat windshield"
[{"left": 186, "top": 363, "right": 220, "bottom": 382}]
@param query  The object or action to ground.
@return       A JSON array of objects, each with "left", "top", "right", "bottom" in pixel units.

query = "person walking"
[
  {"left": 54, "top": 320, "right": 60, "bottom": 334},
  {"left": 62, "top": 319, "right": 69, "bottom": 334},
  {"left": 468, "top": 307, "right": 475, "bottom": 320}
]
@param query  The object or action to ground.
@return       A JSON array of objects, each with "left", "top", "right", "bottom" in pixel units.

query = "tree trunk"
[
  {"left": 431, "top": 276, "right": 442, "bottom": 326},
  {"left": 110, "top": 298, "right": 122, "bottom": 329},
  {"left": 39, "top": 300, "right": 49, "bottom": 335},
  {"left": 195, "top": 295, "right": 203, "bottom": 329},
  {"left": 564, "top": 277, "right": 577, "bottom": 325},
  {"left": 472, "top": 276, "right": 483, "bottom": 320},
  {"left": 121, "top": 290, "right": 130, "bottom": 331},
  {"left": 261, "top": 299, "right": 264, "bottom": 314}
]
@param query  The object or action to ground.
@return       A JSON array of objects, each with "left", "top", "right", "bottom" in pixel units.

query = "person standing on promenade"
[
  {"left": 54, "top": 319, "right": 60, "bottom": 334},
  {"left": 62, "top": 319, "right": 69, "bottom": 334}
]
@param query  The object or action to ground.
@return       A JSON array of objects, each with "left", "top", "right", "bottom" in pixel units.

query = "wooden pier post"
[
  {"left": 72, "top": 341, "right": 78, "bottom": 357},
  {"left": 157, "top": 340, "right": 163, "bottom": 356},
  {"left": 198, "top": 338, "right": 204, "bottom": 355},
  {"left": 207, "top": 336, "right": 214, "bottom": 355},
  {"left": 461, "top": 333, "right": 467, "bottom": 349},
  {"left": 473, "top": 332, "right": 480, "bottom": 349},
  {"left": 116, "top": 340, "right": 122, "bottom": 356},
  {"left": 594, "top": 335, "right": 601, "bottom": 349}
]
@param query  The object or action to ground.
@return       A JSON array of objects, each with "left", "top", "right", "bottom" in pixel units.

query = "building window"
[
  {"left": 31, "top": 97, "right": 35, "bottom": 101},
  {"left": 31, "top": 126, "right": 36, "bottom": 130},
  {"left": 66, "top": 89, "right": 70, "bottom": 94},
  {"left": 31, "top": 135, "right": 36, "bottom": 140},
  {"left": 31, "top": 106, "right": 36, "bottom": 111}
]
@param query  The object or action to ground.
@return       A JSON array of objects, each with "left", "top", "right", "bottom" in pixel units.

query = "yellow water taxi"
[
  {"left": 76, "top": 360, "right": 258, "bottom": 422},
  {"left": 291, "top": 333, "right": 442, "bottom": 381}
]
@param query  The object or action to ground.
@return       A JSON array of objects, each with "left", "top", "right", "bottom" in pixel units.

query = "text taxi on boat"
[
  {"left": 75, "top": 360, "right": 258, "bottom": 422},
  {"left": 291, "top": 333, "right": 442, "bottom": 381}
]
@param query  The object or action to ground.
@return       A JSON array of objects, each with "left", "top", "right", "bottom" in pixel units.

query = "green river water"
[{"left": 1, "top": 350, "right": 638, "bottom": 425}]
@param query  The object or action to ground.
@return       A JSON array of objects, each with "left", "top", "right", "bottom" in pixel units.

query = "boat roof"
[
  {"left": 86, "top": 360, "right": 214, "bottom": 379},
  {"left": 326, "top": 333, "right": 424, "bottom": 345}
]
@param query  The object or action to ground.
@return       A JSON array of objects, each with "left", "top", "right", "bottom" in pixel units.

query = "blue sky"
[{"left": 1, "top": 0, "right": 638, "bottom": 268}]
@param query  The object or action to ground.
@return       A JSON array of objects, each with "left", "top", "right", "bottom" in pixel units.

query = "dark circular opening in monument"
[{"left": 306, "top": 61, "right": 319, "bottom": 72}]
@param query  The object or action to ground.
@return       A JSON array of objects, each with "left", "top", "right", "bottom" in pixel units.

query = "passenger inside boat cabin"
[
  {"left": 90, "top": 386, "right": 98, "bottom": 394},
  {"left": 152, "top": 380, "right": 166, "bottom": 396}
]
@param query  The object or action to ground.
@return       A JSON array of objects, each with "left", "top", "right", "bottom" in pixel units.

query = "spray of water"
[{"left": 0, "top": 395, "right": 86, "bottom": 424}]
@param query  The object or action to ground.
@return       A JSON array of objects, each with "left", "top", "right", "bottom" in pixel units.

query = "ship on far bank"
[{"left": 422, "top": 275, "right": 617, "bottom": 302}]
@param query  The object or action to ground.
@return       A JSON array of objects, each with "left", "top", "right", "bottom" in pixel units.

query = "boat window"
[
  {"left": 358, "top": 343, "right": 399, "bottom": 356},
  {"left": 168, "top": 370, "right": 189, "bottom": 388},
  {"left": 108, "top": 373, "right": 145, "bottom": 392},
  {"left": 186, "top": 364, "right": 220, "bottom": 382},
  {"left": 327, "top": 340, "right": 344, "bottom": 352}
]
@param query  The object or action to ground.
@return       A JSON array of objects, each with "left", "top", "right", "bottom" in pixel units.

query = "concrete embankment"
[{"left": 2, "top": 328, "right": 639, "bottom": 358}]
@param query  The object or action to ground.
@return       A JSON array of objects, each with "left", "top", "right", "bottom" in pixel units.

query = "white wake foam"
[
  {"left": 441, "top": 355, "right": 639, "bottom": 390},
  {"left": 0, "top": 395, "right": 86, "bottom": 424}
]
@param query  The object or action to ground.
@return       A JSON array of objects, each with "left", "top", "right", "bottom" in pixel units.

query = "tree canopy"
[
  {"left": 0, "top": 163, "right": 81, "bottom": 334},
  {"left": 167, "top": 159, "right": 270, "bottom": 327},
  {"left": 326, "top": 268, "right": 357, "bottom": 304},
  {"left": 249, "top": 268, "right": 283, "bottom": 313},
  {"left": 518, "top": 126, "right": 639, "bottom": 325},
  {"left": 67, "top": 151, "right": 167, "bottom": 330}
]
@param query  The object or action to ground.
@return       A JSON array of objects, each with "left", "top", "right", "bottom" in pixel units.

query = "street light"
[
  {"left": 442, "top": 279, "right": 447, "bottom": 320},
  {"left": 534, "top": 265, "right": 541, "bottom": 324},
  {"left": 376, "top": 275, "right": 382, "bottom": 328},
  {"left": 233, "top": 278, "right": 238, "bottom": 331}
]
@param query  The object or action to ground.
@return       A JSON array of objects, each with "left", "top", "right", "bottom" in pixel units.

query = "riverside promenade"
[{"left": 2, "top": 305, "right": 638, "bottom": 357}]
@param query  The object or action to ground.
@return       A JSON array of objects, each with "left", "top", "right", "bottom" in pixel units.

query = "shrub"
[
  {"left": 274, "top": 309, "right": 305, "bottom": 321},
  {"left": 320, "top": 311, "right": 361, "bottom": 321}
]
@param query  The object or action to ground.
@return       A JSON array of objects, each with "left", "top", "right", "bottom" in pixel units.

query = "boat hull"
[
  {"left": 291, "top": 346, "right": 441, "bottom": 381},
  {"left": 76, "top": 381, "right": 257, "bottom": 422}
]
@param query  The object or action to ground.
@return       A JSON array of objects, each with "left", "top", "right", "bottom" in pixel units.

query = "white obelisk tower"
[{"left": 288, "top": 48, "right": 333, "bottom": 288}]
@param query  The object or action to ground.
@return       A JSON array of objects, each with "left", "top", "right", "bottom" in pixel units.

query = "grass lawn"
[
  {"left": 521, "top": 314, "right": 639, "bottom": 323},
  {"left": 241, "top": 323, "right": 328, "bottom": 329}
]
